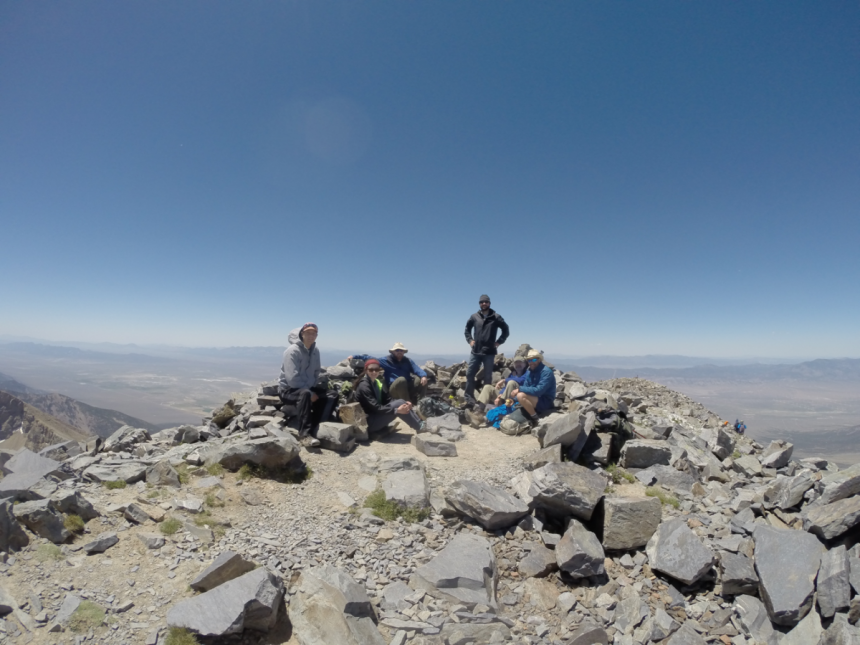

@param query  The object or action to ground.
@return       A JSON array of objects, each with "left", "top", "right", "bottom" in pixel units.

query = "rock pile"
[{"left": 0, "top": 357, "right": 859, "bottom": 645}]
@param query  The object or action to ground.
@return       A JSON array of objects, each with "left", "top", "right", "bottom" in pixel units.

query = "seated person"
[
  {"left": 509, "top": 349, "right": 557, "bottom": 423},
  {"left": 476, "top": 357, "right": 528, "bottom": 408},
  {"left": 278, "top": 322, "right": 339, "bottom": 447},
  {"left": 350, "top": 342, "right": 428, "bottom": 403},
  {"left": 353, "top": 359, "right": 421, "bottom": 434}
]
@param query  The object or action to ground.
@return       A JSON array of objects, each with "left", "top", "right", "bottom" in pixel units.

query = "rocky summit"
[{"left": 0, "top": 352, "right": 859, "bottom": 645}]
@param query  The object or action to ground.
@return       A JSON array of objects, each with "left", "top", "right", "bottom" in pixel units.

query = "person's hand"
[
  {"left": 494, "top": 397, "right": 502, "bottom": 406},
  {"left": 310, "top": 393, "right": 319, "bottom": 403},
  {"left": 396, "top": 403, "right": 411, "bottom": 414},
  {"left": 495, "top": 379, "right": 505, "bottom": 388},
  {"left": 495, "top": 342, "right": 500, "bottom": 348},
  {"left": 510, "top": 388, "right": 518, "bottom": 398},
  {"left": 420, "top": 377, "right": 428, "bottom": 386},
  {"left": 469, "top": 340, "right": 475, "bottom": 347},
  {"left": 347, "top": 355, "right": 352, "bottom": 360}
]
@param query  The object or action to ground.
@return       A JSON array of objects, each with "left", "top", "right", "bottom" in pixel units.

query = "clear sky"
[{"left": 1, "top": 2, "right": 858, "bottom": 358}]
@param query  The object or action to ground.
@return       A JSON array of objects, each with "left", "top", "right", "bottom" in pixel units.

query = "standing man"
[
  {"left": 510, "top": 349, "right": 557, "bottom": 422},
  {"left": 278, "top": 322, "right": 338, "bottom": 447},
  {"left": 464, "top": 294, "right": 510, "bottom": 403}
]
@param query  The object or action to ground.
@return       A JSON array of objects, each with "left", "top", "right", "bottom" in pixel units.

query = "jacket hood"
[{"left": 288, "top": 328, "right": 301, "bottom": 345}]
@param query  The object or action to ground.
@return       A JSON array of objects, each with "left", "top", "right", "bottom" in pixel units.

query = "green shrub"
[
  {"left": 175, "top": 464, "right": 191, "bottom": 485},
  {"left": 103, "top": 480, "right": 127, "bottom": 490},
  {"left": 732, "top": 450, "right": 741, "bottom": 460},
  {"left": 64, "top": 514, "right": 85, "bottom": 533},
  {"left": 204, "top": 490, "right": 225, "bottom": 508},
  {"left": 36, "top": 543, "right": 64, "bottom": 561},
  {"left": 364, "top": 489, "right": 430, "bottom": 523},
  {"left": 205, "top": 463, "right": 225, "bottom": 476},
  {"left": 645, "top": 486, "right": 680, "bottom": 509},
  {"left": 160, "top": 517, "right": 182, "bottom": 535},
  {"left": 237, "top": 462, "right": 312, "bottom": 484},
  {"left": 165, "top": 626, "right": 200, "bottom": 645},
  {"left": 69, "top": 600, "right": 105, "bottom": 632},
  {"left": 606, "top": 463, "right": 635, "bottom": 485}
]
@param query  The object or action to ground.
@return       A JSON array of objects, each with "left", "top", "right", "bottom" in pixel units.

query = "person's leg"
[
  {"left": 386, "top": 398, "right": 421, "bottom": 432},
  {"left": 389, "top": 377, "right": 409, "bottom": 402},
  {"left": 409, "top": 375, "right": 427, "bottom": 403},
  {"left": 464, "top": 354, "right": 482, "bottom": 400},
  {"left": 482, "top": 355, "right": 496, "bottom": 390},
  {"left": 367, "top": 411, "right": 399, "bottom": 434},
  {"left": 476, "top": 385, "right": 495, "bottom": 405},
  {"left": 285, "top": 388, "right": 314, "bottom": 436},
  {"left": 516, "top": 391, "right": 538, "bottom": 417},
  {"left": 309, "top": 387, "right": 338, "bottom": 431},
  {"left": 502, "top": 380, "right": 518, "bottom": 400}
]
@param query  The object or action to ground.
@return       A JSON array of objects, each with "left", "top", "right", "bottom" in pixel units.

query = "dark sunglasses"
[
  {"left": 528, "top": 357, "right": 540, "bottom": 363},
  {"left": 367, "top": 367, "right": 382, "bottom": 372},
  {"left": 479, "top": 300, "right": 490, "bottom": 304}
]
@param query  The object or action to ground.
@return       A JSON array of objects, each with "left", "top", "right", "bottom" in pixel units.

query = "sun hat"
[
  {"left": 389, "top": 342, "right": 408, "bottom": 353},
  {"left": 526, "top": 349, "right": 543, "bottom": 362}
]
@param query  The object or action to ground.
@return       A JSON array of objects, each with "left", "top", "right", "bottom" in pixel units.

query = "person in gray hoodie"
[{"left": 278, "top": 322, "right": 337, "bottom": 446}]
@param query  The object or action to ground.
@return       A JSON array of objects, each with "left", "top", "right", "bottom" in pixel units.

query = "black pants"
[{"left": 278, "top": 386, "right": 338, "bottom": 436}]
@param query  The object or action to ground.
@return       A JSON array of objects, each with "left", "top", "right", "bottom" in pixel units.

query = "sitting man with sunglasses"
[
  {"left": 509, "top": 349, "right": 557, "bottom": 423},
  {"left": 350, "top": 342, "right": 428, "bottom": 404}
]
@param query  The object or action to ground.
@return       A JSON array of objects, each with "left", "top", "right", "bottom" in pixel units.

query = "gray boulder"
[
  {"left": 167, "top": 567, "right": 284, "bottom": 637},
  {"left": 445, "top": 480, "right": 530, "bottom": 530},
  {"left": 289, "top": 565, "right": 384, "bottom": 645},
  {"left": 528, "top": 462, "right": 606, "bottom": 521},
  {"left": 818, "top": 545, "right": 851, "bottom": 618},
  {"left": 83, "top": 532, "right": 119, "bottom": 554},
  {"left": 338, "top": 403, "right": 369, "bottom": 442},
  {"left": 666, "top": 621, "right": 706, "bottom": 645},
  {"left": 569, "top": 623, "right": 608, "bottom": 645},
  {"left": 803, "top": 495, "right": 860, "bottom": 540},
  {"left": 0, "top": 500, "right": 29, "bottom": 552},
  {"left": 601, "top": 496, "right": 662, "bottom": 550},
  {"left": 581, "top": 432, "right": 614, "bottom": 466},
  {"left": 82, "top": 460, "right": 148, "bottom": 484},
  {"left": 124, "top": 503, "right": 153, "bottom": 524},
  {"left": 103, "top": 425, "right": 151, "bottom": 452},
  {"left": 518, "top": 544, "right": 558, "bottom": 578},
  {"left": 555, "top": 519, "right": 605, "bottom": 579},
  {"left": 781, "top": 609, "right": 823, "bottom": 645},
  {"left": 2, "top": 448, "right": 65, "bottom": 479},
  {"left": 734, "top": 595, "right": 780, "bottom": 645},
  {"left": 411, "top": 533, "right": 497, "bottom": 610},
  {"left": 761, "top": 440, "right": 794, "bottom": 469},
  {"left": 317, "top": 422, "right": 355, "bottom": 453},
  {"left": 634, "top": 464, "right": 696, "bottom": 493},
  {"left": 645, "top": 518, "right": 715, "bottom": 585},
  {"left": 382, "top": 469, "right": 429, "bottom": 508},
  {"left": 753, "top": 524, "right": 824, "bottom": 626},
  {"left": 719, "top": 552, "right": 759, "bottom": 596},
  {"left": 522, "top": 444, "right": 562, "bottom": 471},
  {"left": 203, "top": 436, "right": 300, "bottom": 471},
  {"left": 12, "top": 499, "right": 71, "bottom": 543},
  {"left": 145, "top": 461, "right": 182, "bottom": 488},
  {"left": 137, "top": 533, "right": 165, "bottom": 549},
  {"left": 818, "top": 463, "right": 860, "bottom": 506},
  {"left": 733, "top": 455, "right": 763, "bottom": 477},
  {"left": 423, "top": 413, "right": 461, "bottom": 435},
  {"left": 708, "top": 427, "right": 736, "bottom": 460},
  {"left": 412, "top": 435, "right": 457, "bottom": 457},
  {"left": 619, "top": 440, "right": 672, "bottom": 469},
  {"left": 765, "top": 471, "right": 815, "bottom": 510},
  {"left": 50, "top": 490, "right": 99, "bottom": 521},
  {"left": 541, "top": 412, "right": 589, "bottom": 460},
  {"left": 820, "top": 614, "right": 860, "bottom": 645},
  {"left": 191, "top": 551, "right": 257, "bottom": 592},
  {"left": 173, "top": 425, "right": 201, "bottom": 444},
  {"left": 439, "top": 623, "right": 511, "bottom": 644}
]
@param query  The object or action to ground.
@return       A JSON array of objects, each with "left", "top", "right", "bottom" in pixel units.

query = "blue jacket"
[
  {"left": 518, "top": 363, "right": 556, "bottom": 412},
  {"left": 505, "top": 371, "right": 528, "bottom": 386},
  {"left": 353, "top": 353, "right": 427, "bottom": 386}
]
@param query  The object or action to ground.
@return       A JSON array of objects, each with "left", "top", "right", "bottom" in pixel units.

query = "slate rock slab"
[
  {"left": 734, "top": 594, "right": 780, "bottom": 645},
  {"left": 817, "top": 545, "right": 851, "bottom": 618},
  {"left": 204, "top": 436, "right": 301, "bottom": 471},
  {"left": 382, "top": 469, "right": 429, "bottom": 508},
  {"left": 619, "top": 440, "right": 672, "bottom": 469},
  {"left": 518, "top": 544, "right": 558, "bottom": 578},
  {"left": 167, "top": 567, "right": 284, "bottom": 637},
  {"left": 528, "top": 462, "right": 606, "bottom": 521},
  {"left": 781, "top": 609, "right": 823, "bottom": 645},
  {"left": 13, "top": 499, "right": 71, "bottom": 543},
  {"left": 445, "top": 480, "right": 530, "bottom": 530},
  {"left": 635, "top": 464, "right": 697, "bottom": 493},
  {"left": 191, "top": 551, "right": 256, "bottom": 592},
  {"left": 412, "top": 435, "right": 457, "bottom": 457},
  {"left": 818, "top": 463, "right": 860, "bottom": 506},
  {"left": 338, "top": 402, "right": 369, "bottom": 442},
  {"left": 423, "top": 413, "right": 461, "bottom": 435},
  {"left": 754, "top": 524, "right": 825, "bottom": 626},
  {"left": 289, "top": 565, "right": 385, "bottom": 645},
  {"left": 761, "top": 440, "right": 794, "bottom": 469},
  {"left": 645, "top": 518, "right": 715, "bottom": 585},
  {"left": 411, "top": 533, "right": 497, "bottom": 610},
  {"left": 2, "top": 449, "right": 64, "bottom": 479},
  {"left": 137, "top": 533, "right": 165, "bottom": 550},
  {"left": 601, "top": 496, "right": 662, "bottom": 550},
  {"left": 316, "top": 422, "right": 356, "bottom": 453},
  {"left": 803, "top": 494, "right": 860, "bottom": 540},
  {"left": 82, "top": 460, "right": 148, "bottom": 484},
  {"left": 0, "top": 500, "right": 29, "bottom": 552},
  {"left": 103, "top": 425, "right": 151, "bottom": 452},
  {"left": 145, "top": 461, "right": 182, "bottom": 488},
  {"left": 83, "top": 532, "right": 119, "bottom": 554},
  {"left": 540, "top": 412, "right": 588, "bottom": 457},
  {"left": 522, "top": 444, "right": 562, "bottom": 471},
  {"left": 820, "top": 614, "right": 860, "bottom": 645},
  {"left": 556, "top": 519, "right": 605, "bottom": 579},
  {"left": 719, "top": 552, "right": 759, "bottom": 596},
  {"left": 50, "top": 490, "right": 99, "bottom": 521}
]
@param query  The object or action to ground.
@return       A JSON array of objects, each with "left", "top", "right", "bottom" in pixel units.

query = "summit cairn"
[{"left": 0, "top": 357, "right": 858, "bottom": 644}]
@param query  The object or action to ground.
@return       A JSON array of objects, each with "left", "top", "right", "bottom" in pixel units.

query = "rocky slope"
[
  {"left": 0, "top": 391, "right": 92, "bottom": 453},
  {"left": 0, "top": 353, "right": 859, "bottom": 645}
]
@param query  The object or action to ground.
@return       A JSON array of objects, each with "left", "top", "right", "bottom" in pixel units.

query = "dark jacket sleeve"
[
  {"left": 408, "top": 358, "right": 427, "bottom": 378},
  {"left": 354, "top": 377, "right": 397, "bottom": 416},
  {"left": 519, "top": 366, "right": 554, "bottom": 397},
  {"left": 496, "top": 315, "right": 510, "bottom": 345},
  {"left": 464, "top": 315, "right": 475, "bottom": 344}
]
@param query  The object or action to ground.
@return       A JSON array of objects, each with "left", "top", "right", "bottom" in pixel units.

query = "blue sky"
[{"left": 1, "top": 2, "right": 858, "bottom": 358}]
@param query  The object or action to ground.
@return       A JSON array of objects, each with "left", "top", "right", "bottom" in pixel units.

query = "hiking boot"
[
  {"left": 465, "top": 409, "right": 486, "bottom": 429},
  {"left": 300, "top": 435, "right": 320, "bottom": 448}
]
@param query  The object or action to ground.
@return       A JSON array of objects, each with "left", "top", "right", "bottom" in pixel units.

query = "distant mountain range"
[
  {"left": 0, "top": 370, "right": 169, "bottom": 438},
  {"left": 564, "top": 358, "right": 860, "bottom": 383}
]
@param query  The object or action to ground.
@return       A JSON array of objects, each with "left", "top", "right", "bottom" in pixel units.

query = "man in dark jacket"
[
  {"left": 350, "top": 342, "right": 428, "bottom": 403},
  {"left": 464, "top": 294, "right": 510, "bottom": 401}
]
